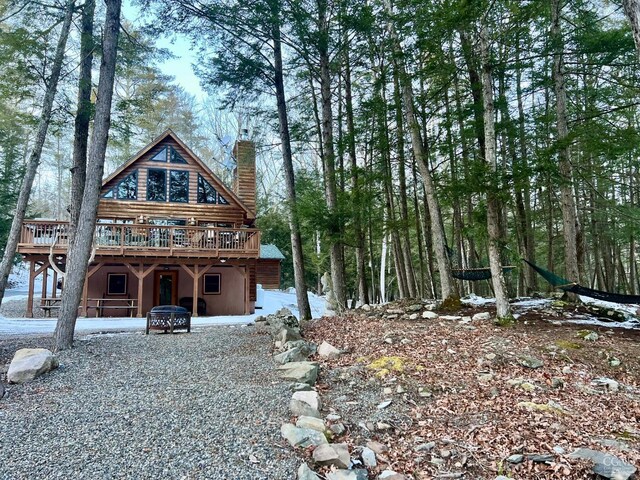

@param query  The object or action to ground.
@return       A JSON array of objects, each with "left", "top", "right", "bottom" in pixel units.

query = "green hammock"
[
  {"left": 452, "top": 266, "right": 515, "bottom": 281},
  {"left": 523, "top": 259, "right": 640, "bottom": 304}
]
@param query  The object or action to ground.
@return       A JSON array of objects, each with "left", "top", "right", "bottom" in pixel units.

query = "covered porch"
[{"left": 23, "top": 257, "right": 256, "bottom": 318}]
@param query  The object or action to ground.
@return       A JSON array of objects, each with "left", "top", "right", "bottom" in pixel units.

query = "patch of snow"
[
  {"left": 0, "top": 290, "right": 326, "bottom": 337},
  {"left": 578, "top": 295, "right": 639, "bottom": 318},
  {"left": 560, "top": 316, "right": 639, "bottom": 330},
  {"left": 512, "top": 298, "right": 552, "bottom": 308},
  {"left": 461, "top": 294, "right": 495, "bottom": 306}
]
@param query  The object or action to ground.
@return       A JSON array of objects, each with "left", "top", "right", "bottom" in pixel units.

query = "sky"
[{"left": 122, "top": 1, "right": 206, "bottom": 99}]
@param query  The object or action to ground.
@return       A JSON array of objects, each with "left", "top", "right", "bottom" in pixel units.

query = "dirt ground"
[{"left": 304, "top": 301, "right": 640, "bottom": 479}]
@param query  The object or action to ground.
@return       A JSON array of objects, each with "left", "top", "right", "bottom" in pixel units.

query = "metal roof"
[{"left": 260, "top": 244, "right": 285, "bottom": 260}]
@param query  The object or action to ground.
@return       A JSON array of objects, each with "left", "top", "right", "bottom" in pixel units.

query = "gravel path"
[{"left": 0, "top": 326, "right": 299, "bottom": 479}]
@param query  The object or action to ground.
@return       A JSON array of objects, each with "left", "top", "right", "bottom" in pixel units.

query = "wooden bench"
[
  {"left": 89, "top": 297, "right": 137, "bottom": 317},
  {"left": 40, "top": 298, "right": 62, "bottom": 317}
]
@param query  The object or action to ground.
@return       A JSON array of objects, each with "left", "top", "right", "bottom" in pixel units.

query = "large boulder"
[
  {"left": 568, "top": 448, "right": 636, "bottom": 480},
  {"left": 268, "top": 308, "right": 300, "bottom": 335},
  {"left": 317, "top": 341, "right": 341, "bottom": 358},
  {"left": 281, "top": 423, "right": 328, "bottom": 448},
  {"left": 313, "top": 443, "right": 350, "bottom": 469},
  {"left": 275, "top": 326, "right": 302, "bottom": 345},
  {"left": 290, "top": 390, "right": 322, "bottom": 418},
  {"left": 326, "top": 470, "right": 368, "bottom": 480},
  {"left": 298, "top": 463, "right": 321, "bottom": 480},
  {"left": 274, "top": 345, "right": 314, "bottom": 365},
  {"left": 278, "top": 361, "right": 319, "bottom": 385},
  {"left": 296, "top": 416, "right": 326, "bottom": 433},
  {"left": 7, "top": 348, "right": 59, "bottom": 384}
]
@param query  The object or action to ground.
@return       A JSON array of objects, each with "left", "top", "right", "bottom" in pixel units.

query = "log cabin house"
[{"left": 17, "top": 129, "right": 263, "bottom": 318}]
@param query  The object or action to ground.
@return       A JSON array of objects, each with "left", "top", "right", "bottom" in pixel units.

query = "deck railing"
[{"left": 19, "top": 220, "right": 260, "bottom": 258}]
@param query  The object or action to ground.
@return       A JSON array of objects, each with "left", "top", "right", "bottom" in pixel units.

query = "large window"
[
  {"left": 169, "top": 170, "right": 189, "bottom": 203},
  {"left": 147, "top": 169, "right": 166, "bottom": 201},
  {"left": 151, "top": 146, "right": 187, "bottom": 164},
  {"left": 197, "top": 174, "right": 217, "bottom": 203},
  {"left": 102, "top": 171, "right": 138, "bottom": 200},
  {"left": 107, "top": 273, "right": 127, "bottom": 295}
]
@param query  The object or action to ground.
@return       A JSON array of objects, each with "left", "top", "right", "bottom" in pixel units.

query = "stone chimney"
[{"left": 233, "top": 140, "right": 256, "bottom": 216}]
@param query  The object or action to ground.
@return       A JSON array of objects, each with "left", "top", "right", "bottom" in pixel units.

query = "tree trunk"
[
  {"left": 317, "top": 0, "right": 347, "bottom": 310},
  {"left": 623, "top": 0, "right": 640, "bottom": 58},
  {"left": 271, "top": 4, "right": 312, "bottom": 320},
  {"left": 551, "top": 0, "right": 581, "bottom": 289},
  {"left": 69, "top": 0, "right": 96, "bottom": 243},
  {"left": 343, "top": 34, "right": 369, "bottom": 305},
  {"left": 392, "top": 62, "right": 418, "bottom": 298},
  {"left": 0, "top": 0, "right": 75, "bottom": 306},
  {"left": 479, "top": 25, "right": 512, "bottom": 321},
  {"left": 384, "top": 0, "right": 457, "bottom": 303},
  {"left": 54, "top": 0, "right": 122, "bottom": 350}
]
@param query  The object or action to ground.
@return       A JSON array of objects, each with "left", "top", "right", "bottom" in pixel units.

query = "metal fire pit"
[{"left": 145, "top": 305, "right": 191, "bottom": 334}]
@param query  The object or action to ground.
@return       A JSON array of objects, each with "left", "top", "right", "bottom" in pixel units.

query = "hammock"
[
  {"left": 452, "top": 266, "right": 515, "bottom": 281},
  {"left": 523, "top": 259, "right": 640, "bottom": 304}
]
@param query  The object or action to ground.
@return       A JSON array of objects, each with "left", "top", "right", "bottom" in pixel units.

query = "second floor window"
[
  {"left": 147, "top": 169, "right": 166, "bottom": 201},
  {"left": 170, "top": 170, "right": 189, "bottom": 203}
]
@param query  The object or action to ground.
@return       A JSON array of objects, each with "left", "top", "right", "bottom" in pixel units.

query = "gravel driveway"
[{"left": 0, "top": 326, "right": 298, "bottom": 479}]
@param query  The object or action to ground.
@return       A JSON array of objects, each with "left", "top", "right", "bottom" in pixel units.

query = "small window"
[
  {"left": 116, "top": 171, "right": 138, "bottom": 200},
  {"left": 218, "top": 194, "right": 229, "bottom": 205},
  {"left": 148, "top": 218, "right": 186, "bottom": 226},
  {"left": 169, "top": 170, "right": 189, "bottom": 203},
  {"left": 107, "top": 273, "right": 127, "bottom": 295},
  {"left": 102, "top": 188, "right": 114, "bottom": 199},
  {"left": 151, "top": 147, "right": 167, "bottom": 162},
  {"left": 170, "top": 146, "right": 187, "bottom": 164},
  {"left": 147, "top": 169, "right": 166, "bottom": 201},
  {"left": 197, "top": 174, "right": 217, "bottom": 203},
  {"left": 203, "top": 273, "right": 221, "bottom": 294}
]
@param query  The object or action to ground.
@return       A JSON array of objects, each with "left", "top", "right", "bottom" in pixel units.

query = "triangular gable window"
[
  {"left": 170, "top": 146, "right": 187, "bottom": 164},
  {"left": 218, "top": 194, "right": 229, "bottom": 205},
  {"left": 151, "top": 147, "right": 168, "bottom": 162},
  {"left": 102, "top": 188, "right": 114, "bottom": 198},
  {"left": 116, "top": 171, "right": 138, "bottom": 200},
  {"left": 197, "top": 173, "right": 217, "bottom": 203}
]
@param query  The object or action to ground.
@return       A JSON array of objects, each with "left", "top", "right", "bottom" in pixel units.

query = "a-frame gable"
[{"left": 100, "top": 129, "right": 254, "bottom": 220}]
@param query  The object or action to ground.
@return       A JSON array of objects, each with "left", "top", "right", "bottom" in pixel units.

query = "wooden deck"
[{"left": 18, "top": 221, "right": 261, "bottom": 259}]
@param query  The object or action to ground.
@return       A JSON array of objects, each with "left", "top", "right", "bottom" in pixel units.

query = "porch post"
[
  {"left": 82, "top": 274, "right": 89, "bottom": 317},
  {"left": 244, "top": 266, "right": 250, "bottom": 315},
  {"left": 51, "top": 269, "right": 58, "bottom": 298},
  {"left": 192, "top": 264, "right": 199, "bottom": 317},
  {"left": 137, "top": 264, "right": 144, "bottom": 318},
  {"left": 42, "top": 266, "right": 48, "bottom": 300},
  {"left": 26, "top": 261, "right": 35, "bottom": 318}
]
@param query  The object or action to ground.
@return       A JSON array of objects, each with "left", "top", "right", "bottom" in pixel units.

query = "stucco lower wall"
[{"left": 86, "top": 264, "right": 249, "bottom": 317}]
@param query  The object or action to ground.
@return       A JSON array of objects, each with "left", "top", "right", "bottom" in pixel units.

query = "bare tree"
[
  {"left": 54, "top": 0, "right": 122, "bottom": 350},
  {"left": 0, "top": 0, "right": 75, "bottom": 306},
  {"left": 623, "top": 0, "right": 640, "bottom": 57}
]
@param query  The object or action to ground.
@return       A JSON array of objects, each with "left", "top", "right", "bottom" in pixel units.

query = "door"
[{"left": 154, "top": 271, "right": 178, "bottom": 306}]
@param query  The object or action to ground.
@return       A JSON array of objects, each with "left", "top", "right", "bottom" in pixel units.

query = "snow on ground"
[{"left": 0, "top": 285, "right": 326, "bottom": 337}]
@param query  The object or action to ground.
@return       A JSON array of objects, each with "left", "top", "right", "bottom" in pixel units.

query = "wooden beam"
[
  {"left": 82, "top": 262, "right": 104, "bottom": 317},
  {"left": 192, "top": 264, "right": 199, "bottom": 317},
  {"left": 26, "top": 261, "right": 35, "bottom": 318},
  {"left": 42, "top": 266, "right": 48, "bottom": 300},
  {"left": 52, "top": 269, "right": 58, "bottom": 299},
  {"left": 180, "top": 263, "right": 196, "bottom": 279}
]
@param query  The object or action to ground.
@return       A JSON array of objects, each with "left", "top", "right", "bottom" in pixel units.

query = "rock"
[
  {"left": 290, "top": 390, "right": 322, "bottom": 418},
  {"left": 274, "top": 345, "right": 314, "bottom": 365},
  {"left": 7, "top": 348, "right": 59, "bottom": 384},
  {"left": 366, "top": 440, "right": 388, "bottom": 455},
  {"left": 281, "top": 423, "right": 328, "bottom": 448},
  {"left": 609, "top": 357, "right": 621, "bottom": 367},
  {"left": 477, "top": 373, "right": 494, "bottom": 383},
  {"left": 568, "top": 448, "right": 636, "bottom": 480},
  {"left": 379, "top": 471, "right": 407, "bottom": 479},
  {"left": 278, "top": 361, "right": 319, "bottom": 385},
  {"left": 422, "top": 311, "right": 438, "bottom": 319},
  {"left": 406, "top": 304, "right": 423, "bottom": 313},
  {"left": 361, "top": 304, "right": 372, "bottom": 311},
  {"left": 518, "top": 354, "right": 544, "bottom": 369},
  {"left": 329, "top": 423, "right": 346, "bottom": 436},
  {"left": 584, "top": 332, "right": 599, "bottom": 342},
  {"left": 291, "top": 382, "right": 313, "bottom": 392},
  {"left": 495, "top": 477, "right": 511, "bottom": 480},
  {"left": 507, "top": 454, "right": 524, "bottom": 464},
  {"left": 298, "top": 463, "right": 321, "bottom": 480},
  {"left": 440, "top": 315, "right": 462, "bottom": 321},
  {"left": 385, "top": 314, "right": 399, "bottom": 320},
  {"left": 517, "top": 401, "right": 565, "bottom": 414},
  {"left": 418, "top": 386, "right": 432, "bottom": 397},
  {"left": 520, "top": 382, "right": 536, "bottom": 392},
  {"left": 361, "top": 446, "right": 377, "bottom": 467},
  {"left": 0, "top": 382, "right": 4, "bottom": 398},
  {"left": 313, "top": 443, "right": 350, "bottom": 469},
  {"left": 591, "top": 377, "right": 619, "bottom": 393},
  {"left": 268, "top": 310, "right": 299, "bottom": 335},
  {"left": 318, "top": 341, "right": 341, "bottom": 358},
  {"left": 396, "top": 385, "right": 405, "bottom": 394},
  {"left": 284, "top": 340, "right": 317, "bottom": 353},
  {"left": 415, "top": 442, "right": 436, "bottom": 452},
  {"left": 472, "top": 312, "right": 491, "bottom": 321},
  {"left": 387, "top": 308, "right": 404, "bottom": 315},
  {"left": 276, "top": 307, "right": 294, "bottom": 317},
  {"left": 377, "top": 400, "right": 392, "bottom": 409},
  {"left": 326, "top": 470, "right": 368, "bottom": 480},
  {"left": 551, "top": 377, "right": 564, "bottom": 388},
  {"left": 275, "top": 326, "right": 302, "bottom": 344},
  {"left": 254, "top": 315, "right": 267, "bottom": 323},
  {"left": 562, "top": 366, "right": 572, "bottom": 374},
  {"left": 326, "top": 413, "right": 341, "bottom": 421},
  {"left": 376, "top": 422, "right": 392, "bottom": 431},
  {"left": 296, "top": 416, "right": 326, "bottom": 432},
  {"left": 409, "top": 313, "right": 420, "bottom": 320},
  {"left": 528, "top": 454, "right": 554, "bottom": 463}
]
